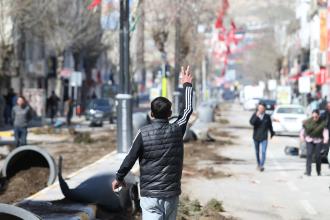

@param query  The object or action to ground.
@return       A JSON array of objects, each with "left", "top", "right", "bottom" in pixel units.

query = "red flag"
[
  {"left": 215, "top": 17, "right": 223, "bottom": 29},
  {"left": 87, "top": 0, "right": 102, "bottom": 10},
  {"left": 223, "top": 0, "right": 229, "bottom": 11},
  {"left": 218, "top": 33, "right": 225, "bottom": 41},
  {"left": 215, "top": 0, "right": 230, "bottom": 29}
]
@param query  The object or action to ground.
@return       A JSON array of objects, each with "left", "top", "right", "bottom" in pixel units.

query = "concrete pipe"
[
  {"left": 204, "top": 99, "right": 220, "bottom": 109},
  {"left": 195, "top": 105, "right": 214, "bottom": 124},
  {"left": 0, "top": 203, "right": 41, "bottom": 220},
  {"left": 2, "top": 145, "right": 57, "bottom": 186}
]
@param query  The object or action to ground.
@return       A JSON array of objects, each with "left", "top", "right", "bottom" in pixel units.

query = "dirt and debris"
[
  {"left": 49, "top": 131, "right": 117, "bottom": 176},
  {"left": 218, "top": 118, "right": 230, "bottom": 124},
  {"left": 73, "top": 132, "right": 94, "bottom": 144},
  {"left": 0, "top": 128, "right": 116, "bottom": 204},
  {"left": 183, "top": 138, "right": 235, "bottom": 179},
  {"left": 0, "top": 167, "right": 49, "bottom": 204},
  {"left": 177, "top": 195, "right": 235, "bottom": 220}
]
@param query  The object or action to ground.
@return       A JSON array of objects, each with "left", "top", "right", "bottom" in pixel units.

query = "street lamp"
[{"left": 116, "top": 0, "right": 133, "bottom": 153}]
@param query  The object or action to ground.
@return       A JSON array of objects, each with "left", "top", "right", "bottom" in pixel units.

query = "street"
[{"left": 182, "top": 102, "right": 330, "bottom": 220}]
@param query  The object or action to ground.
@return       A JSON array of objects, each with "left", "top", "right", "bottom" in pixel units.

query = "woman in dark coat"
[{"left": 300, "top": 109, "right": 328, "bottom": 176}]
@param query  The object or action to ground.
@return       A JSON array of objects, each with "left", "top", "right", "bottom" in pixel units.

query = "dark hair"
[
  {"left": 258, "top": 102, "right": 266, "bottom": 108},
  {"left": 18, "top": 95, "right": 26, "bottom": 101},
  {"left": 151, "top": 97, "right": 172, "bottom": 119},
  {"left": 312, "top": 109, "right": 320, "bottom": 115}
]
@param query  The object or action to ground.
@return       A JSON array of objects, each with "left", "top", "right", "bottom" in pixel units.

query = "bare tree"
[
  {"left": 228, "top": 0, "right": 295, "bottom": 82},
  {"left": 13, "top": 0, "right": 103, "bottom": 95}
]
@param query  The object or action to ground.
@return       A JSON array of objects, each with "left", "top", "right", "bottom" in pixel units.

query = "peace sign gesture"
[{"left": 180, "top": 66, "right": 193, "bottom": 84}]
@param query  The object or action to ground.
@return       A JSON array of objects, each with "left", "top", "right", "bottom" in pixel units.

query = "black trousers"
[{"left": 306, "top": 142, "right": 322, "bottom": 175}]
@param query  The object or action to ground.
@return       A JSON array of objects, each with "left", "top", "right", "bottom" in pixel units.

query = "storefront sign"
[{"left": 299, "top": 76, "right": 311, "bottom": 93}]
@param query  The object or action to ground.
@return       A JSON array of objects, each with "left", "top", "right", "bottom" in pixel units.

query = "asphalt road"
[{"left": 182, "top": 102, "right": 330, "bottom": 220}]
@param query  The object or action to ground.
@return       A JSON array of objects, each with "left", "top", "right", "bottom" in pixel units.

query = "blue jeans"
[
  {"left": 14, "top": 127, "right": 28, "bottom": 147},
  {"left": 254, "top": 139, "right": 268, "bottom": 167},
  {"left": 140, "top": 196, "right": 179, "bottom": 220}
]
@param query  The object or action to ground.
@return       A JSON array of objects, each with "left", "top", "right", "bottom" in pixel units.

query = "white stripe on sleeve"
[{"left": 177, "top": 87, "right": 192, "bottom": 126}]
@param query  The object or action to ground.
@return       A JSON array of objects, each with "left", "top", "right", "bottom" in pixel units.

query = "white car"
[
  {"left": 272, "top": 105, "right": 307, "bottom": 136},
  {"left": 243, "top": 98, "right": 260, "bottom": 111}
]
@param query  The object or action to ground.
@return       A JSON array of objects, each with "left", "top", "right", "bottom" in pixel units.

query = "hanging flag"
[
  {"left": 87, "top": 0, "right": 102, "bottom": 10},
  {"left": 215, "top": 0, "right": 229, "bottom": 29},
  {"left": 130, "top": 14, "right": 140, "bottom": 32},
  {"left": 215, "top": 17, "right": 223, "bottom": 29},
  {"left": 130, "top": 0, "right": 141, "bottom": 32}
]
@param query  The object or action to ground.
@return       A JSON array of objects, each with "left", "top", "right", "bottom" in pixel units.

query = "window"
[{"left": 277, "top": 107, "right": 304, "bottom": 114}]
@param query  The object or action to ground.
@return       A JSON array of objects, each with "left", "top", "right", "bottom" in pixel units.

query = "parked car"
[
  {"left": 243, "top": 98, "right": 261, "bottom": 111},
  {"left": 85, "top": 98, "right": 115, "bottom": 126},
  {"left": 222, "top": 89, "right": 236, "bottom": 101},
  {"left": 259, "top": 99, "right": 276, "bottom": 115},
  {"left": 272, "top": 105, "right": 307, "bottom": 136}
]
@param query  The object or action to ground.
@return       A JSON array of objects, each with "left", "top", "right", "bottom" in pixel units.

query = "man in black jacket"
[
  {"left": 112, "top": 66, "right": 193, "bottom": 220},
  {"left": 250, "top": 102, "right": 275, "bottom": 172}
]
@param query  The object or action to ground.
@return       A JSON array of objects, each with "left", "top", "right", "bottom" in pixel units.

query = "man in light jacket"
[{"left": 12, "top": 96, "right": 32, "bottom": 147}]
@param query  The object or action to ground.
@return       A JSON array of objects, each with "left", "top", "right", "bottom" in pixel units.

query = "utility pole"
[
  {"left": 173, "top": 0, "right": 181, "bottom": 116},
  {"left": 116, "top": 0, "right": 133, "bottom": 153}
]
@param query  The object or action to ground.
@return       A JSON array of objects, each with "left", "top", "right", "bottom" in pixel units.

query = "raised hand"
[{"left": 181, "top": 66, "right": 193, "bottom": 84}]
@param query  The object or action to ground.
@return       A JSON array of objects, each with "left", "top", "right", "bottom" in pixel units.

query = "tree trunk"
[
  {"left": 55, "top": 53, "right": 64, "bottom": 100},
  {"left": 135, "top": 0, "right": 145, "bottom": 94}
]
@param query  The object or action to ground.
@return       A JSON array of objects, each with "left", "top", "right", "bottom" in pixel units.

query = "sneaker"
[
  {"left": 260, "top": 167, "right": 265, "bottom": 172},
  {"left": 304, "top": 172, "right": 311, "bottom": 176}
]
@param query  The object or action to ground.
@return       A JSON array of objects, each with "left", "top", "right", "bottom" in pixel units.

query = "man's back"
[{"left": 139, "top": 119, "right": 184, "bottom": 198}]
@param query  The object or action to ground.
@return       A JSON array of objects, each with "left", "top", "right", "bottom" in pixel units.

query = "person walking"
[
  {"left": 65, "top": 98, "right": 74, "bottom": 126},
  {"left": 12, "top": 96, "right": 32, "bottom": 147},
  {"left": 249, "top": 102, "right": 275, "bottom": 172},
  {"left": 47, "top": 91, "right": 60, "bottom": 124},
  {"left": 112, "top": 66, "right": 193, "bottom": 220},
  {"left": 301, "top": 109, "right": 328, "bottom": 176}
]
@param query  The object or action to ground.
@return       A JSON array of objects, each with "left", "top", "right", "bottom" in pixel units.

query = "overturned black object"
[
  {"left": 58, "top": 156, "right": 140, "bottom": 212},
  {"left": 284, "top": 146, "right": 299, "bottom": 156}
]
